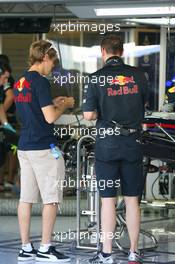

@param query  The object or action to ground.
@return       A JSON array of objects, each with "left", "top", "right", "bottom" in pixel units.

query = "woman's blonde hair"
[{"left": 29, "top": 40, "right": 57, "bottom": 66}]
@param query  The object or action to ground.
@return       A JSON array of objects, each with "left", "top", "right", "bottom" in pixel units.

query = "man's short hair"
[
  {"left": 29, "top": 40, "right": 58, "bottom": 66},
  {"left": 0, "top": 54, "right": 10, "bottom": 65},
  {"left": 0, "top": 63, "right": 11, "bottom": 76},
  {"left": 101, "top": 32, "right": 124, "bottom": 55}
]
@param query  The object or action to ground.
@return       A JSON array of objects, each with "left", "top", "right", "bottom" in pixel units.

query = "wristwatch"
[{"left": 3, "top": 122, "right": 8, "bottom": 126}]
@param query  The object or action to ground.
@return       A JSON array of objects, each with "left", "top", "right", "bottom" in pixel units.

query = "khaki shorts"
[{"left": 17, "top": 149, "right": 65, "bottom": 204}]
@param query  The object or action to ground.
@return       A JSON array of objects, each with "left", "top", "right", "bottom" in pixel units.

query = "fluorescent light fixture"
[
  {"left": 94, "top": 6, "right": 175, "bottom": 16},
  {"left": 125, "top": 18, "right": 175, "bottom": 25},
  {"left": 123, "top": 43, "right": 160, "bottom": 58}
]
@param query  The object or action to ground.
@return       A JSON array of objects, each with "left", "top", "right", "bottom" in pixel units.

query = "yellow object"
[
  {"left": 11, "top": 144, "right": 17, "bottom": 155},
  {"left": 168, "top": 86, "right": 175, "bottom": 93}
]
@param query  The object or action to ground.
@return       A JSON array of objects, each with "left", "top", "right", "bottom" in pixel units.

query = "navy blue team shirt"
[
  {"left": 13, "top": 71, "right": 57, "bottom": 150},
  {"left": 82, "top": 56, "right": 149, "bottom": 129}
]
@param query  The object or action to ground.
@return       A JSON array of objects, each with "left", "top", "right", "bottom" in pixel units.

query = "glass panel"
[
  {"left": 47, "top": 28, "right": 127, "bottom": 109},
  {"left": 123, "top": 30, "right": 160, "bottom": 110},
  {"left": 165, "top": 30, "right": 175, "bottom": 111},
  {"left": 138, "top": 31, "right": 160, "bottom": 110}
]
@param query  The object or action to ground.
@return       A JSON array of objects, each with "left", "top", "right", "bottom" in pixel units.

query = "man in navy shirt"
[
  {"left": 83, "top": 33, "right": 149, "bottom": 264},
  {"left": 0, "top": 63, "right": 13, "bottom": 126},
  {"left": 0, "top": 64, "right": 11, "bottom": 171},
  {"left": 0, "top": 63, "right": 16, "bottom": 171},
  {"left": 14, "top": 40, "right": 74, "bottom": 262},
  {"left": 0, "top": 55, "right": 17, "bottom": 189},
  {"left": 14, "top": 73, "right": 59, "bottom": 150}
]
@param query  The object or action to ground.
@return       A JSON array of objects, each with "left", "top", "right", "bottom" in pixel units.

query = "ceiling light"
[
  {"left": 94, "top": 6, "right": 175, "bottom": 17},
  {"left": 125, "top": 18, "right": 175, "bottom": 25}
]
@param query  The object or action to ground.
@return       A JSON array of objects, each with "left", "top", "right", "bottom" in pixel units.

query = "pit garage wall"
[
  {"left": 0, "top": 26, "right": 167, "bottom": 112},
  {"left": 1, "top": 34, "right": 36, "bottom": 79}
]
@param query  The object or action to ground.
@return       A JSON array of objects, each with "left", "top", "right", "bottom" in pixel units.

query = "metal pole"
[
  {"left": 0, "top": 35, "right": 2, "bottom": 54},
  {"left": 159, "top": 26, "right": 167, "bottom": 111},
  {"left": 79, "top": 30, "right": 83, "bottom": 107},
  {"left": 128, "top": 28, "right": 136, "bottom": 67},
  {"left": 76, "top": 135, "right": 96, "bottom": 249}
]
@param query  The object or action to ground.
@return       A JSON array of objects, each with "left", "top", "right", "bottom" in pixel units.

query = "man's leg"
[
  {"left": 36, "top": 202, "right": 70, "bottom": 262},
  {"left": 18, "top": 202, "right": 32, "bottom": 244},
  {"left": 41, "top": 203, "right": 58, "bottom": 244},
  {"left": 7, "top": 151, "right": 17, "bottom": 184},
  {"left": 101, "top": 197, "right": 117, "bottom": 253},
  {"left": 124, "top": 196, "right": 140, "bottom": 252},
  {"left": 35, "top": 153, "right": 70, "bottom": 262},
  {"left": 18, "top": 201, "right": 58, "bottom": 246},
  {"left": 17, "top": 150, "right": 39, "bottom": 247}
]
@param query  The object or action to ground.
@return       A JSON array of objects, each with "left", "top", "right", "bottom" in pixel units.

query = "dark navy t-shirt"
[
  {"left": 82, "top": 56, "right": 149, "bottom": 129},
  {"left": 13, "top": 71, "right": 57, "bottom": 150},
  {"left": 82, "top": 56, "right": 149, "bottom": 161}
]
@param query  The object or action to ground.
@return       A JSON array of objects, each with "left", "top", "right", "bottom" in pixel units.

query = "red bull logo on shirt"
[
  {"left": 111, "top": 75, "right": 135, "bottom": 86},
  {"left": 14, "top": 77, "right": 31, "bottom": 91},
  {"left": 107, "top": 85, "right": 138, "bottom": 96},
  {"left": 108, "top": 75, "right": 138, "bottom": 96},
  {"left": 14, "top": 77, "right": 32, "bottom": 103}
]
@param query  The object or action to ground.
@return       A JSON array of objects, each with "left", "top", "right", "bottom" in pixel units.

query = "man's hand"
[
  {"left": 63, "top": 97, "right": 75, "bottom": 109},
  {"left": 2, "top": 122, "right": 16, "bottom": 133},
  {"left": 53, "top": 96, "right": 75, "bottom": 110},
  {"left": 42, "top": 97, "right": 75, "bottom": 124},
  {"left": 53, "top": 96, "right": 67, "bottom": 107},
  {"left": 56, "top": 97, "right": 75, "bottom": 110}
]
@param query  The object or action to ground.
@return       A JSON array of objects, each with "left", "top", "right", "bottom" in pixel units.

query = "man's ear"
[
  {"left": 101, "top": 47, "right": 105, "bottom": 56},
  {"left": 43, "top": 54, "right": 49, "bottom": 62},
  {"left": 120, "top": 49, "right": 124, "bottom": 57},
  {"left": 101, "top": 47, "right": 107, "bottom": 63}
]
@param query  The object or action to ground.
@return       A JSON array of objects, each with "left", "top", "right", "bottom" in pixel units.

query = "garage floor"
[{"left": 1, "top": 212, "right": 175, "bottom": 264}]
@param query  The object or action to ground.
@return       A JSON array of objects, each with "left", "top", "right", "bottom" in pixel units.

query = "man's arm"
[
  {"left": 0, "top": 88, "right": 16, "bottom": 132},
  {"left": 38, "top": 78, "right": 75, "bottom": 124},
  {"left": 0, "top": 104, "right": 16, "bottom": 133},
  {"left": 3, "top": 89, "right": 14, "bottom": 112},
  {"left": 0, "top": 104, "right": 7, "bottom": 124},
  {"left": 83, "top": 111, "right": 98, "bottom": 121},
  {"left": 41, "top": 97, "right": 75, "bottom": 124}
]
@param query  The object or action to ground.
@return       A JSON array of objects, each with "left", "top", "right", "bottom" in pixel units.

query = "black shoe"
[
  {"left": 36, "top": 246, "right": 71, "bottom": 262},
  {"left": 18, "top": 243, "right": 37, "bottom": 261}
]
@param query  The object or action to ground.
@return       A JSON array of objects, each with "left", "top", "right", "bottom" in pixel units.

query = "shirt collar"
[{"left": 105, "top": 56, "right": 124, "bottom": 67}]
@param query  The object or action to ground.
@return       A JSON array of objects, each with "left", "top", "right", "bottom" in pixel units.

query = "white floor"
[{"left": 1, "top": 212, "right": 175, "bottom": 264}]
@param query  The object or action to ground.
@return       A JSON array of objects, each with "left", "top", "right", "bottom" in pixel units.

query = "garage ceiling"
[{"left": 0, "top": 0, "right": 174, "bottom": 19}]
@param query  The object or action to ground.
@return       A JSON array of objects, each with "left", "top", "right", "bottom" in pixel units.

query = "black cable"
[
  {"left": 151, "top": 171, "right": 161, "bottom": 200},
  {"left": 151, "top": 167, "right": 170, "bottom": 201},
  {"left": 75, "top": 114, "right": 81, "bottom": 127},
  {"left": 160, "top": 174, "right": 169, "bottom": 200}
]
